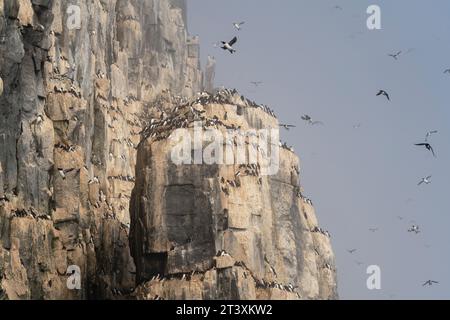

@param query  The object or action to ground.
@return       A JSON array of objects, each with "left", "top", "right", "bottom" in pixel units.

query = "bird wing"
[
  {"left": 376, "top": 91, "right": 382, "bottom": 96},
  {"left": 418, "top": 180, "right": 423, "bottom": 186},
  {"left": 312, "top": 121, "right": 324, "bottom": 125},
  {"left": 415, "top": 143, "right": 426, "bottom": 146},
  {"left": 385, "top": 92, "right": 390, "bottom": 100},
  {"left": 239, "top": 22, "right": 245, "bottom": 26},
  {"left": 430, "top": 146, "right": 436, "bottom": 157},
  {"left": 229, "top": 37, "right": 238, "bottom": 46},
  {"left": 426, "top": 175, "right": 432, "bottom": 180}
]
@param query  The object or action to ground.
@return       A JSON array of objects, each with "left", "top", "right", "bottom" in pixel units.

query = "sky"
[{"left": 187, "top": 0, "right": 450, "bottom": 299}]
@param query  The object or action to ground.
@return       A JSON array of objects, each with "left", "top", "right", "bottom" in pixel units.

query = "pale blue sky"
[{"left": 188, "top": 0, "right": 450, "bottom": 299}]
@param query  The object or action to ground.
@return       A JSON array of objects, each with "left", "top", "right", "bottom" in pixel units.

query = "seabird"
[
  {"left": 232, "top": 22, "right": 245, "bottom": 31},
  {"left": 301, "top": 115, "right": 312, "bottom": 122},
  {"left": 220, "top": 36, "right": 238, "bottom": 54},
  {"left": 279, "top": 124, "right": 296, "bottom": 130},
  {"left": 347, "top": 249, "right": 357, "bottom": 254},
  {"left": 415, "top": 143, "right": 436, "bottom": 157},
  {"left": 36, "top": 24, "right": 45, "bottom": 32},
  {"left": 408, "top": 225, "right": 420, "bottom": 234},
  {"left": 250, "top": 81, "right": 263, "bottom": 87},
  {"left": 369, "top": 228, "right": 379, "bottom": 233},
  {"left": 388, "top": 51, "right": 402, "bottom": 60},
  {"left": 301, "top": 114, "right": 323, "bottom": 126},
  {"left": 376, "top": 90, "right": 390, "bottom": 101},
  {"left": 422, "top": 280, "right": 439, "bottom": 287},
  {"left": 35, "top": 114, "right": 44, "bottom": 125},
  {"left": 418, "top": 175, "right": 432, "bottom": 186},
  {"left": 425, "top": 130, "right": 438, "bottom": 142}
]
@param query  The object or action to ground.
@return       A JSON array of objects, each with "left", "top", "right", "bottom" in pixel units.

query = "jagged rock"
[
  {"left": 0, "top": 0, "right": 202, "bottom": 300},
  {"left": 0, "top": 0, "right": 337, "bottom": 300},
  {"left": 130, "top": 91, "right": 338, "bottom": 300}
]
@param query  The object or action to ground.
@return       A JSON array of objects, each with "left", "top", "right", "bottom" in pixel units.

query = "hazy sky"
[{"left": 187, "top": 0, "right": 450, "bottom": 299}]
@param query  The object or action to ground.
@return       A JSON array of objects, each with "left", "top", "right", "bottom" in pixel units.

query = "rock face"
[
  {"left": 0, "top": 0, "right": 337, "bottom": 300},
  {"left": 0, "top": 0, "right": 201, "bottom": 299},
  {"left": 130, "top": 90, "right": 338, "bottom": 300}
]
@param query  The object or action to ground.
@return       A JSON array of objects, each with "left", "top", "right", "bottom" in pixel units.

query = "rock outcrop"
[
  {"left": 130, "top": 90, "right": 338, "bottom": 300},
  {"left": 0, "top": 0, "right": 337, "bottom": 300},
  {"left": 0, "top": 0, "right": 201, "bottom": 299}
]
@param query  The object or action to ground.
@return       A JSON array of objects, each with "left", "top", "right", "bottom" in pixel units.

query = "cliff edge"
[{"left": 0, "top": 0, "right": 337, "bottom": 300}]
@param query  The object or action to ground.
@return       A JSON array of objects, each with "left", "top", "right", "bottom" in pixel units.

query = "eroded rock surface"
[
  {"left": 130, "top": 90, "right": 338, "bottom": 300},
  {"left": 0, "top": 0, "right": 337, "bottom": 300},
  {"left": 0, "top": 0, "right": 201, "bottom": 299}
]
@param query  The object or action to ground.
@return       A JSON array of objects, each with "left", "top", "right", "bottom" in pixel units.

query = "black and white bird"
[
  {"left": 408, "top": 225, "right": 420, "bottom": 234},
  {"left": 279, "top": 124, "right": 296, "bottom": 130},
  {"left": 422, "top": 280, "right": 439, "bottom": 287},
  {"left": 418, "top": 175, "right": 432, "bottom": 186},
  {"left": 220, "top": 36, "right": 238, "bottom": 54},
  {"left": 376, "top": 90, "right": 390, "bottom": 101},
  {"left": 301, "top": 114, "right": 323, "bottom": 126},
  {"left": 425, "top": 130, "right": 438, "bottom": 142},
  {"left": 388, "top": 51, "right": 402, "bottom": 60},
  {"left": 415, "top": 143, "right": 436, "bottom": 157},
  {"left": 233, "top": 22, "right": 245, "bottom": 31}
]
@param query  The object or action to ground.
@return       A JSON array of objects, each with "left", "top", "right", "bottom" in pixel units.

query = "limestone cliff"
[
  {"left": 0, "top": 0, "right": 337, "bottom": 300},
  {"left": 130, "top": 90, "right": 337, "bottom": 300}
]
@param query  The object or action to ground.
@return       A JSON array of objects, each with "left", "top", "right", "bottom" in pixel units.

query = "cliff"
[{"left": 0, "top": 0, "right": 337, "bottom": 300}]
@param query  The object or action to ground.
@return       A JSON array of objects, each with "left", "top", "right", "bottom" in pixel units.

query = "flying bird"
[
  {"left": 369, "top": 228, "right": 379, "bottom": 233},
  {"left": 279, "top": 124, "right": 296, "bottom": 130},
  {"left": 376, "top": 90, "right": 390, "bottom": 101},
  {"left": 422, "top": 280, "right": 439, "bottom": 287},
  {"left": 301, "top": 115, "right": 311, "bottom": 122},
  {"left": 408, "top": 225, "right": 420, "bottom": 234},
  {"left": 301, "top": 115, "right": 323, "bottom": 126},
  {"left": 415, "top": 143, "right": 436, "bottom": 157},
  {"left": 220, "top": 36, "right": 238, "bottom": 54},
  {"left": 425, "top": 130, "right": 438, "bottom": 142},
  {"left": 233, "top": 22, "right": 245, "bottom": 31},
  {"left": 418, "top": 176, "right": 432, "bottom": 186},
  {"left": 347, "top": 249, "right": 357, "bottom": 254},
  {"left": 388, "top": 51, "right": 402, "bottom": 60},
  {"left": 250, "top": 81, "right": 263, "bottom": 87}
]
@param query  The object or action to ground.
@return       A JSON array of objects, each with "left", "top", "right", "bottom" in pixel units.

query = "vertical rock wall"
[
  {"left": 0, "top": 0, "right": 337, "bottom": 300},
  {"left": 130, "top": 92, "right": 338, "bottom": 300},
  {"left": 0, "top": 0, "right": 202, "bottom": 299}
]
